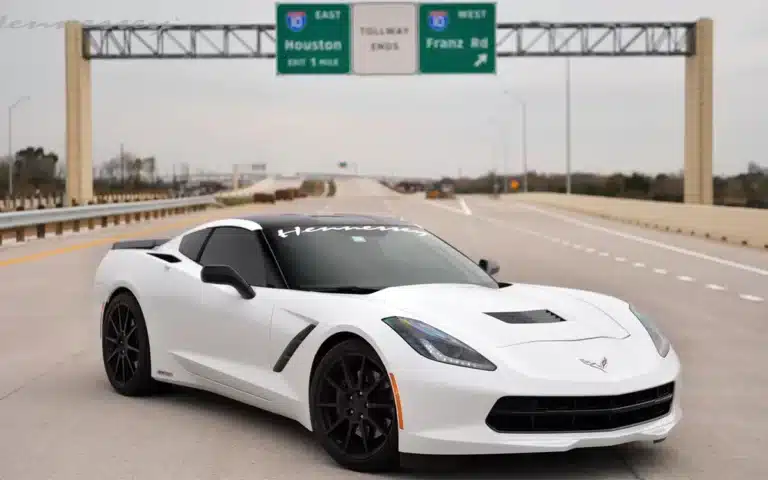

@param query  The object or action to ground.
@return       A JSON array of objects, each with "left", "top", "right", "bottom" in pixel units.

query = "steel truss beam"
[{"left": 83, "top": 22, "right": 695, "bottom": 59}]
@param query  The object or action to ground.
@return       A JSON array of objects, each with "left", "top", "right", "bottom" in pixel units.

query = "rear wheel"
[
  {"left": 102, "top": 291, "right": 158, "bottom": 396},
  {"left": 310, "top": 339, "right": 400, "bottom": 472}
]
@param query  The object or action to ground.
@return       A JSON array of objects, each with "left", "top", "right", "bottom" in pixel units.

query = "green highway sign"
[
  {"left": 418, "top": 3, "right": 497, "bottom": 74},
  {"left": 276, "top": 3, "right": 351, "bottom": 75},
  {"left": 275, "top": 2, "right": 497, "bottom": 76}
]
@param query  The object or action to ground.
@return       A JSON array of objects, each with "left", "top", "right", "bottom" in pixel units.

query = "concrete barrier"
[{"left": 513, "top": 192, "right": 768, "bottom": 250}]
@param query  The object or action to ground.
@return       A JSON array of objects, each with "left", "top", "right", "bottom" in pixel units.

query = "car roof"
[{"left": 237, "top": 213, "right": 414, "bottom": 229}]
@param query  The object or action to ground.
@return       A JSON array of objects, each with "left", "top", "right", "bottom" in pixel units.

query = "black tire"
[
  {"left": 101, "top": 291, "right": 159, "bottom": 396},
  {"left": 309, "top": 339, "right": 400, "bottom": 472}
]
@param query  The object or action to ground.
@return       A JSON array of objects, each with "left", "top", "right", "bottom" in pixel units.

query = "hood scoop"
[{"left": 484, "top": 309, "right": 566, "bottom": 324}]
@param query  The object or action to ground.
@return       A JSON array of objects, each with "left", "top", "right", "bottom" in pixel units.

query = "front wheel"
[
  {"left": 309, "top": 339, "right": 400, "bottom": 472},
  {"left": 101, "top": 291, "right": 158, "bottom": 396}
]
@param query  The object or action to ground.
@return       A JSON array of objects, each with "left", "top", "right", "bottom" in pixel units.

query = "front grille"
[{"left": 486, "top": 382, "right": 674, "bottom": 433}]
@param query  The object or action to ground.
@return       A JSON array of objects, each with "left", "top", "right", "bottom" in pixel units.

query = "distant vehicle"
[
  {"left": 94, "top": 214, "right": 681, "bottom": 472},
  {"left": 425, "top": 181, "right": 456, "bottom": 199}
]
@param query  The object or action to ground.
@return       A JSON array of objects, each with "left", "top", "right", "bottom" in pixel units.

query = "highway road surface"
[
  {"left": 334, "top": 177, "right": 404, "bottom": 197},
  {"left": 1, "top": 185, "right": 766, "bottom": 480},
  {"left": 219, "top": 176, "right": 306, "bottom": 198}
]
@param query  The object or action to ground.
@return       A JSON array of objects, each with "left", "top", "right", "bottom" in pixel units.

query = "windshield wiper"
[{"left": 298, "top": 286, "right": 381, "bottom": 294}]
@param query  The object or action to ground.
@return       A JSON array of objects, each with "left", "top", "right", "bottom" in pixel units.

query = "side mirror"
[
  {"left": 479, "top": 258, "right": 500, "bottom": 276},
  {"left": 201, "top": 264, "right": 256, "bottom": 299}
]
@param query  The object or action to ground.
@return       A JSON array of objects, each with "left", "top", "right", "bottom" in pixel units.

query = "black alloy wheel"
[
  {"left": 102, "top": 291, "right": 157, "bottom": 396},
  {"left": 310, "top": 339, "right": 400, "bottom": 472}
]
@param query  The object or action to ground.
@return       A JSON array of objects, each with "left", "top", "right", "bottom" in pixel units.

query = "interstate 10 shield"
[
  {"left": 286, "top": 11, "right": 307, "bottom": 32},
  {"left": 427, "top": 10, "right": 449, "bottom": 32}
]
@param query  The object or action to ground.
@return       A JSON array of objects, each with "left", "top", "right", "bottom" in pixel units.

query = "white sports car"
[{"left": 94, "top": 213, "right": 681, "bottom": 472}]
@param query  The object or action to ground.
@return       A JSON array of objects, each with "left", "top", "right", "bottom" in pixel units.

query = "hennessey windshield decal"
[{"left": 277, "top": 225, "right": 428, "bottom": 238}]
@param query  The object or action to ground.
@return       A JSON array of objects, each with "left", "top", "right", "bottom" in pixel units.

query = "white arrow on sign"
[{"left": 473, "top": 53, "right": 488, "bottom": 67}]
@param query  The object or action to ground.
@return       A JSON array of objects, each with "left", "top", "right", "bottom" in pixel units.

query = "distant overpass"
[
  {"left": 190, "top": 170, "right": 437, "bottom": 186},
  {"left": 296, "top": 172, "right": 437, "bottom": 184},
  {"left": 154, "top": 170, "right": 438, "bottom": 192}
]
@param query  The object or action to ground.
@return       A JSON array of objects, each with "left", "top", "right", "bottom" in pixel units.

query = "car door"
[
  {"left": 188, "top": 226, "right": 281, "bottom": 399},
  {"left": 151, "top": 227, "right": 211, "bottom": 363}
]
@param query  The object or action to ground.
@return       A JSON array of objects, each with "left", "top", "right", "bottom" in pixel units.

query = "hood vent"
[{"left": 484, "top": 309, "right": 566, "bottom": 324}]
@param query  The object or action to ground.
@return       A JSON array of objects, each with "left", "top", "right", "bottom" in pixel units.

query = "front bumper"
[{"left": 392, "top": 351, "right": 681, "bottom": 456}]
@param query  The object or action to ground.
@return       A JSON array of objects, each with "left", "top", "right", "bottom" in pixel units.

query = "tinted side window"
[
  {"left": 178, "top": 228, "right": 212, "bottom": 261},
  {"left": 255, "top": 231, "right": 286, "bottom": 288},
  {"left": 198, "top": 227, "right": 270, "bottom": 287}
]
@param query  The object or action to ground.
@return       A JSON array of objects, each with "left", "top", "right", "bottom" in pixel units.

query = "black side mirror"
[
  {"left": 201, "top": 264, "right": 256, "bottom": 299},
  {"left": 479, "top": 258, "right": 500, "bottom": 276}
]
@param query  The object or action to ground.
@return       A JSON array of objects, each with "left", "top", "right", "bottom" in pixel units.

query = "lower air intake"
[{"left": 486, "top": 382, "right": 674, "bottom": 433}]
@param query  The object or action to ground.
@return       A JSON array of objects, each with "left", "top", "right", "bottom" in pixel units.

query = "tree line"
[
  {"left": 0, "top": 146, "right": 189, "bottom": 197},
  {"left": 418, "top": 162, "right": 768, "bottom": 209},
  {"left": 2, "top": 146, "right": 766, "bottom": 208}
]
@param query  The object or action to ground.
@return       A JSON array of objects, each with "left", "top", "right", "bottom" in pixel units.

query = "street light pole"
[
  {"left": 7, "top": 95, "right": 30, "bottom": 197},
  {"left": 565, "top": 56, "right": 572, "bottom": 194},
  {"left": 499, "top": 116, "right": 509, "bottom": 194},
  {"left": 6, "top": 108, "right": 10, "bottom": 196},
  {"left": 521, "top": 101, "right": 529, "bottom": 193},
  {"left": 502, "top": 89, "right": 529, "bottom": 194}
]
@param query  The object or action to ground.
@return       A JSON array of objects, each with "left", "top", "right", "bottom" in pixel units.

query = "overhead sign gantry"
[{"left": 63, "top": 10, "right": 712, "bottom": 206}]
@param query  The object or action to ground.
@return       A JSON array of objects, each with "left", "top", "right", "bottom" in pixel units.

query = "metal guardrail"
[{"left": 0, "top": 196, "right": 216, "bottom": 230}]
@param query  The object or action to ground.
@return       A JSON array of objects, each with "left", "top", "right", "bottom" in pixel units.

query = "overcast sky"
[{"left": 1, "top": 0, "right": 767, "bottom": 178}]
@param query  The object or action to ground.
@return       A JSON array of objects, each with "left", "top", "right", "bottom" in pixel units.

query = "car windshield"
[{"left": 262, "top": 224, "right": 499, "bottom": 292}]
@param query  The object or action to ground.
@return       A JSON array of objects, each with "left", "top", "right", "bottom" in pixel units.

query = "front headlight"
[
  {"left": 629, "top": 305, "right": 671, "bottom": 358},
  {"left": 382, "top": 316, "right": 496, "bottom": 371}
]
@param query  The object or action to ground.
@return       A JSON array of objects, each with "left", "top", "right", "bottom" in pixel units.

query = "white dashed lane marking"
[
  {"left": 739, "top": 294, "right": 764, "bottom": 303},
  {"left": 544, "top": 236, "right": 760, "bottom": 303}
]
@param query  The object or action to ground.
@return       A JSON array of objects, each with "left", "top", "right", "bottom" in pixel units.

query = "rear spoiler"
[{"left": 111, "top": 238, "right": 169, "bottom": 250}]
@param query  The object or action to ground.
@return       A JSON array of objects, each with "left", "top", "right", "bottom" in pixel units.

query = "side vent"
[
  {"left": 111, "top": 238, "right": 168, "bottom": 250},
  {"left": 273, "top": 324, "right": 317, "bottom": 373},
  {"left": 147, "top": 252, "right": 181, "bottom": 263},
  {"left": 484, "top": 310, "right": 566, "bottom": 324}
]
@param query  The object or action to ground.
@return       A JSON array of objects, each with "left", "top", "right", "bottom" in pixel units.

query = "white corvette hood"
[{"left": 367, "top": 283, "right": 631, "bottom": 348}]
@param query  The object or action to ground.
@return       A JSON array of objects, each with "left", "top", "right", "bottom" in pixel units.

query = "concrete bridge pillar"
[
  {"left": 683, "top": 18, "right": 714, "bottom": 205},
  {"left": 64, "top": 21, "right": 94, "bottom": 206}
]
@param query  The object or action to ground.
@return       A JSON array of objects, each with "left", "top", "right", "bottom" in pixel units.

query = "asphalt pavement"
[{"left": 0, "top": 189, "right": 766, "bottom": 480}]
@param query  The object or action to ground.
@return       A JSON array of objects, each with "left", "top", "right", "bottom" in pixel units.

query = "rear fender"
[{"left": 94, "top": 248, "right": 181, "bottom": 340}]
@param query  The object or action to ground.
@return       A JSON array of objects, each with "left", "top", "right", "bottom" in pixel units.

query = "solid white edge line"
[
  {"left": 507, "top": 202, "right": 768, "bottom": 277},
  {"left": 422, "top": 203, "right": 767, "bottom": 302}
]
